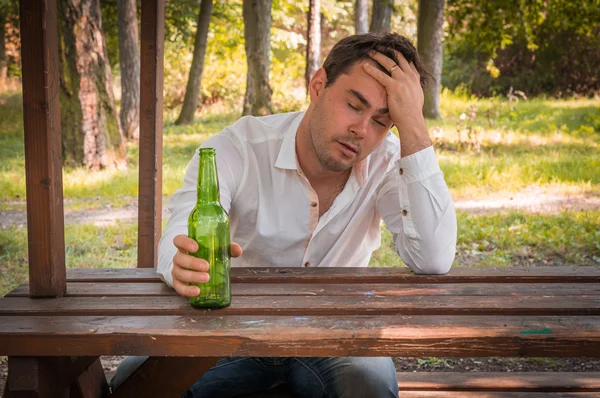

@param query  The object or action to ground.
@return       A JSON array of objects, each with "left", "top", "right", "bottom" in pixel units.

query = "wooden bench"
[
  {"left": 245, "top": 372, "right": 600, "bottom": 397},
  {"left": 2, "top": 266, "right": 600, "bottom": 397},
  {"left": 7, "top": 1, "right": 600, "bottom": 397}
]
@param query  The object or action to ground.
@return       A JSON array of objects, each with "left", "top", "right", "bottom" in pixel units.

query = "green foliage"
[
  {"left": 99, "top": 1, "right": 121, "bottom": 69},
  {"left": 445, "top": 0, "right": 600, "bottom": 96}
]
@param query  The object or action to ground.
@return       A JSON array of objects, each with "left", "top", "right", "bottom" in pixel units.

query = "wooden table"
[{"left": 1, "top": 266, "right": 600, "bottom": 397}]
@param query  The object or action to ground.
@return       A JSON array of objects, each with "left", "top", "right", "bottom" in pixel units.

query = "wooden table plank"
[
  {"left": 396, "top": 372, "right": 600, "bottom": 391},
  {"left": 1, "top": 315, "right": 599, "bottom": 357},
  {"left": 64, "top": 266, "right": 600, "bottom": 283},
  {"left": 8, "top": 282, "right": 600, "bottom": 298},
  {"left": 1, "top": 295, "right": 599, "bottom": 316}
]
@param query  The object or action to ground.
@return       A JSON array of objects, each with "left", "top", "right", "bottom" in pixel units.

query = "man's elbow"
[{"left": 413, "top": 248, "right": 455, "bottom": 275}]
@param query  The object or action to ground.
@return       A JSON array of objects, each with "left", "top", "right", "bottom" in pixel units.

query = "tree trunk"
[
  {"left": 117, "top": 0, "right": 140, "bottom": 140},
  {"left": 305, "top": 0, "right": 321, "bottom": 93},
  {"left": 417, "top": 0, "right": 444, "bottom": 119},
  {"left": 58, "top": 0, "right": 127, "bottom": 170},
  {"left": 0, "top": 7, "right": 7, "bottom": 88},
  {"left": 176, "top": 0, "right": 213, "bottom": 125},
  {"left": 370, "top": 0, "right": 394, "bottom": 33},
  {"left": 242, "top": 0, "right": 273, "bottom": 116},
  {"left": 355, "top": 0, "right": 368, "bottom": 34}
]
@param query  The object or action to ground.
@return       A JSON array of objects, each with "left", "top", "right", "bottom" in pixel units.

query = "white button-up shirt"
[{"left": 157, "top": 111, "right": 457, "bottom": 287}]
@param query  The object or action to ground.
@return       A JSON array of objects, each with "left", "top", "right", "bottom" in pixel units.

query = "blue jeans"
[{"left": 182, "top": 356, "right": 398, "bottom": 398}]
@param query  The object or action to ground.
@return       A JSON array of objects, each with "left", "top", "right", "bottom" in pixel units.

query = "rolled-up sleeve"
[{"left": 376, "top": 146, "right": 457, "bottom": 274}]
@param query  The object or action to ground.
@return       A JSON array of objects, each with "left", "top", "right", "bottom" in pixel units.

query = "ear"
[{"left": 308, "top": 67, "right": 327, "bottom": 102}]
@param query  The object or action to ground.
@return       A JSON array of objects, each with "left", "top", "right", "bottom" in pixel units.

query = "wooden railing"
[{"left": 19, "top": 0, "right": 165, "bottom": 298}]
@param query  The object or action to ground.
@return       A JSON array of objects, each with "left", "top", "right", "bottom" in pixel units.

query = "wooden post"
[
  {"left": 19, "top": 0, "right": 66, "bottom": 297},
  {"left": 138, "top": 0, "right": 165, "bottom": 269}
]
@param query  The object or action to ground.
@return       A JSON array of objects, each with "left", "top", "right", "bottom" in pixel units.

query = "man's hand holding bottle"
[{"left": 171, "top": 234, "right": 243, "bottom": 298}]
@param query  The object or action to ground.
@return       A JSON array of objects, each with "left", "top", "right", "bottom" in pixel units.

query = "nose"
[{"left": 350, "top": 116, "right": 369, "bottom": 138}]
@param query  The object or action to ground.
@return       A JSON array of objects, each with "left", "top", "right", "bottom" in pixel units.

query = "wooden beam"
[
  {"left": 137, "top": 0, "right": 165, "bottom": 269},
  {"left": 111, "top": 357, "right": 219, "bottom": 398},
  {"left": 6, "top": 357, "right": 97, "bottom": 398},
  {"left": 70, "top": 358, "right": 110, "bottom": 398},
  {"left": 19, "top": 0, "right": 66, "bottom": 297}
]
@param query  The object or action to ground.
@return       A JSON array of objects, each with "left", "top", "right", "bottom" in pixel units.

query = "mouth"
[{"left": 336, "top": 140, "right": 359, "bottom": 157}]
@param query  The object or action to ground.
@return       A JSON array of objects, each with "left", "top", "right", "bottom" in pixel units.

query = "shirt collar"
[
  {"left": 274, "top": 112, "right": 304, "bottom": 170},
  {"left": 273, "top": 111, "right": 371, "bottom": 187}
]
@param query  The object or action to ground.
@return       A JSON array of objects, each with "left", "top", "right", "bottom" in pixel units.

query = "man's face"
[{"left": 307, "top": 61, "right": 394, "bottom": 173}]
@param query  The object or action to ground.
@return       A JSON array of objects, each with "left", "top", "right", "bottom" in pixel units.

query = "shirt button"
[
  {"left": 311, "top": 202, "right": 317, "bottom": 207},
  {"left": 399, "top": 168, "right": 404, "bottom": 175},
  {"left": 402, "top": 210, "right": 408, "bottom": 216},
  {"left": 304, "top": 261, "right": 311, "bottom": 267}
]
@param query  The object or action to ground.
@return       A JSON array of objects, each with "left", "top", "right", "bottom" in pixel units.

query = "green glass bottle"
[{"left": 187, "top": 148, "right": 231, "bottom": 308}]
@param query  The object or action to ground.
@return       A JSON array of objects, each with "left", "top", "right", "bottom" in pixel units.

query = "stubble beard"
[
  {"left": 309, "top": 123, "right": 352, "bottom": 173},
  {"left": 308, "top": 99, "right": 356, "bottom": 173}
]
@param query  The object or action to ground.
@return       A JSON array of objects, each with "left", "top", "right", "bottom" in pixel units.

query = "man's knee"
[{"left": 335, "top": 357, "right": 398, "bottom": 398}]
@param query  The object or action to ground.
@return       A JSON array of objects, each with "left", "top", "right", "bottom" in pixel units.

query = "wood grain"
[
  {"left": 63, "top": 266, "right": 600, "bottom": 283},
  {"left": 137, "top": 0, "right": 165, "bottom": 269},
  {"left": 1, "top": 295, "right": 598, "bottom": 316},
  {"left": 19, "top": 0, "right": 66, "bottom": 298},
  {"left": 396, "top": 372, "right": 600, "bottom": 391},
  {"left": 8, "top": 282, "right": 600, "bottom": 298},
  {"left": 1, "top": 315, "right": 599, "bottom": 357}
]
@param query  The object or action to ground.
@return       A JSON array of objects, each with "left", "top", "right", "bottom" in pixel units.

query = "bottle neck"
[{"left": 196, "top": 148, "right": 220, "bottom": 205}]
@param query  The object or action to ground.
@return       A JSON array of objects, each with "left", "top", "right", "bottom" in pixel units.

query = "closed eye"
[
  {"left": 373, "top": 119, "right": 386, "bottom": 127},
  {"left": 348, "top": 103, "right": 360, "bottom": 111}
]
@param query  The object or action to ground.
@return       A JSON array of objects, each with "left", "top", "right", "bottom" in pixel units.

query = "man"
[{"left": 113, "top": 32, "right": 457, "bottom": 398}]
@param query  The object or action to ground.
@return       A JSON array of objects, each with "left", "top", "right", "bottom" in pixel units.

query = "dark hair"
[{"left": 322, "top": 33, "right": 431, "bottom": 89}]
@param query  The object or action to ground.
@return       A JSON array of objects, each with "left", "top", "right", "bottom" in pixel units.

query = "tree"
[
  {"left": 445, "top": 0, "right": 600, "bottom": 96},
  {"left": 176, "top": 0, "right": 214, "bottom": 125},
  {"left": 58, "top": 0, "right": 127, "bottom": 170},
  {"left": 0, "top": 5, "right": 6, "bottom": 88},
  {"left": 305, "top": 0, "right": 321, "bottom": 93},
  {"left": 0, "top": 0, "right": 16, "bottom": 88},
  {"left": 370, "top": 0, "right": 394, "bottom": 33},
  {"left": 417, "top": 0, "right": 444, "bottom": 119},
  {"left": 354, "top": 0, "right": 368, "bottom": 34},
  {"left": 242, "top": 0, "right": 273, "bottom": 116},
  {"left": 117, "top": 0, "right": 140, "bottom": 140}
]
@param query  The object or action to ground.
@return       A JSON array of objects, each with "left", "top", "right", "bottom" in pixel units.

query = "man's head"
[
  {"left": 323, "top": 32, "right": 430, "bottom": 90},
  {"left": 299, "top": 33, "right": 428, "bottom": 175}
]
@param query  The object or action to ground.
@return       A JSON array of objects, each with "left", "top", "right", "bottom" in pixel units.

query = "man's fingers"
[
  {"left": 362, "top": 62, "right": 393, "bottom": 88},
  {"left": 393, "top": 50, "right": 412, "bottom": 73},
  {"left": 368, "top": 51, "right": 400, "bottom": 74},
  {"left": 230, "top": 242, "right": 243, "bottom": 258},
  {"left": 173, "top": 234, "right": 198, "bottom": 253},
  {"left": 173, "top": 279, "right": 201, "bottom": 298},
  {"left": 174, "top": 251, "right": 209, "bottom": 272},
  {"left": 369, "top": 50, "right": 410, "bottom": 75},
  {"left": 173, "top": 266, "right": 210, "bottom": 285}
]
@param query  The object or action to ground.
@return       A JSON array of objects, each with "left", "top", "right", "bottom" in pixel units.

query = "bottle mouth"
[{"left": 199, "top": 148, "right": 216, "bottom": 155}]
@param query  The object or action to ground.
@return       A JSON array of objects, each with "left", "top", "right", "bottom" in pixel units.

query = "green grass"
[
  {"left": 1, "top": 90, "right": 598, "bottom": 205},
  {"left": 0, "top": 90, "right": 238, "bottom": 207},
  {"left": 2, "top": 210, "right": 598, "bottom": 296},
  {"left": 370, "top": 210, "right": 600, "bottom": 269},
  {"left": 0, "top": 221, "right": 139, "bottom": 296},
  {"left": 1, "top": 89, "right": 599, "bottom": 296}
]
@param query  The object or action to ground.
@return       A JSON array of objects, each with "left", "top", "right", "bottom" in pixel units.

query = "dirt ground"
[{"left": 2, "top": 187, "right": 600, "bottom": 228}]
